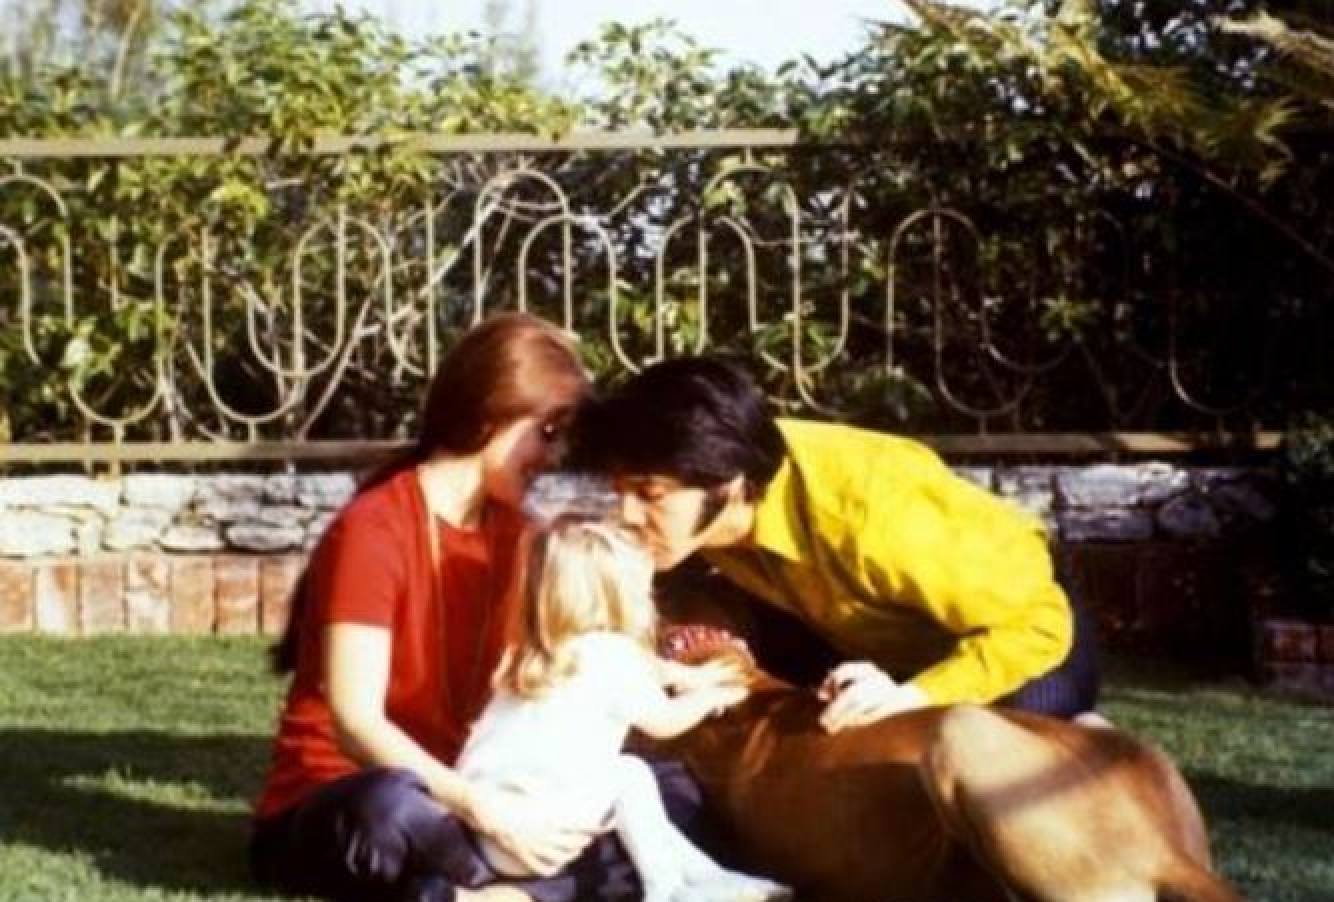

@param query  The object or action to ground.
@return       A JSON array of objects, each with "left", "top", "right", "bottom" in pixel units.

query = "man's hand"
[{"left": 817, "top": 661, "right": 929, "bottom": 733}]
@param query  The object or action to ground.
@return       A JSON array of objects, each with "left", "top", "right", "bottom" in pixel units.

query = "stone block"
[
  {"left": 1055, "top": 465, "right": 1143, "bottom": 509},
  {"left": 524, "top": 472, "right": 616, "bottom": 522},
  {"left": 1260, "top": 618, "right": 1319, "bottom": 662},
  {"left": 197, "top": 474, "right": 267, "bottom": 503},
  {"left": 169, "top": 557, "right": 215, "bottom": 635},
  {"left": 125, "top": 555, "right": 171, "bottom": 634},
  {"left": 1137, "top": 462, "right": 1190, "bottom": 506},
  {"left": 0, "top": 511, "right": 77, "bottom": 556},
  {"left": 296, "top": 473, "right": 357, "bottom": 510},
  {"left": 0, "top": 475, "right": 121, "bottom": 515},
  {"left": 1156, "top": 493, "right": 1221, "bottom": 539},
  {"left": 104, "top": 510, "right": 172, "bottom": 551},
  {"left": 950, "top": 467, "right": 994, "bottom": 491},
  {"left": 260, "top": 555, "right": 304, "bottom": 637},
  {"left": 215, "top": 556, "right": 260, "bottom": 635},
  {"left": 264, "top": 473, "right": 300, "bottom": 504},
  {"left": 305, "top": 512, "right": 338, "bottom": 550},
  {"left": 0, "top": 560, "right": 33, "bottom": 633},
  {"left": 33, "top": 561, "right": 78, "bottom": 635},
  {"left": 1055, "top": 509, "right": 1154, "bottom": 542},
  {"left": 197, "top": 498, "right": 262, "bottom": 523},
  {"left": 122, "top": 473, "right": 196, "bottom": 511},
  {"left": 79, "top": 558, "right": 125, "bottom": 635},
  {"left": 993, "top": 467, "right": 1056, "bottom": 518},
  {"left": 227, "top": 523, "right": 305, "bottom": 553},
  {"left": 160, "top": 525, "right": 226, "bottom": 553}
]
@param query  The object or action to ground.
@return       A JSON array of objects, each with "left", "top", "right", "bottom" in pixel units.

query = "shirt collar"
[{"left": 749, "top": 455, "right": 804, "bottom": 563}]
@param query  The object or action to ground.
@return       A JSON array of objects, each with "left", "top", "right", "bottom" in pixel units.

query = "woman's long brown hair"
[{"left": 270, "top": 313, "right": 587, "bottom": 673}]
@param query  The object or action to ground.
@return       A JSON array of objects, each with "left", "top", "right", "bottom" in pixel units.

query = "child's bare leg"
[
  {"left": 609, "top": 755, "right": 790, "bottom": 902},
  {"left": 610, "top": 755, "right": 694, "bottom": 901}
]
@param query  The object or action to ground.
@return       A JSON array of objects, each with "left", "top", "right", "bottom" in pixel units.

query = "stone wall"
[{"left": 0, "top": 463, "right": 1285, "bottom": 652}]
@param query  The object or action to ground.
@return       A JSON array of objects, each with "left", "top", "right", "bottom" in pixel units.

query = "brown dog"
[{"left": 647, "top": 627, "right": 1240, "bottom": 902}]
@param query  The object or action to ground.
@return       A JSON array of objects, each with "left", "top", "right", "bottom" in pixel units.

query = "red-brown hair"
[{"left": 272, "top": 313, "right": 589, "bottom": 673}]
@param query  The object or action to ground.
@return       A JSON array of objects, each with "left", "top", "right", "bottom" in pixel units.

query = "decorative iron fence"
[{"left": 0, "top": 130, "right": 1311, "bottom": 462}]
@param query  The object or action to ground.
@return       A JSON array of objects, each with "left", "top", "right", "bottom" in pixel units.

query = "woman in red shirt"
[{"left": 250, "top": 314, "right": 706, "bottom": 902}]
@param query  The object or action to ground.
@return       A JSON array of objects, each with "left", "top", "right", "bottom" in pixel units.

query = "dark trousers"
[
  {"left": 998, "top": 570, "right": 1101, "bottom": 718},
  {"left": 250, "top": 759, "right": 706, "bottom": 902}
]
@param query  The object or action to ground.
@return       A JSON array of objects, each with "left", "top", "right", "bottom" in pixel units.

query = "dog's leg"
[{"left": 919, "top": 706, "right": 1234, "bottom": 902}]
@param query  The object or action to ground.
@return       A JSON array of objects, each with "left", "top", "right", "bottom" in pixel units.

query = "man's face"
[{"left": 612, "top": 473, "right": 733, "bottom": 570}]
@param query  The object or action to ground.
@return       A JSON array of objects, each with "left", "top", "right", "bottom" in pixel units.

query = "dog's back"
[{"left": 653, "top": 668, "right": 1236, "bottom": 902}]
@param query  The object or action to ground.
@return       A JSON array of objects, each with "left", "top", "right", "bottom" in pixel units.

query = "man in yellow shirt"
[{"left": 578, "top": 357, "right": 1098, "bottom": 729}]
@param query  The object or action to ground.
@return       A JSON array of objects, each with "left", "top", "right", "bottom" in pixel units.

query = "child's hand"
[
  {"left": 663, "top": 657, "right": 749, "bottom": 694},
  {"left": 692, "top": 682, "right": 749, "bottom": 717}
]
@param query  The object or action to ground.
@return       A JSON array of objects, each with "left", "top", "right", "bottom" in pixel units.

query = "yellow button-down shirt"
[{"left": 703, "top": 419, "right": 1073, "bottom": 705}]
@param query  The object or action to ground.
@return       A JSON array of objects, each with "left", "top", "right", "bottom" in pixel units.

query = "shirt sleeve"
[
  {"left": 856, "top": 466, "right": 1073, "bottom": 706},
  {"left": 574, "top": 632, "right": 669, "bottom": 724},
  {"left": 306, "top": 504, "right": 406, "bottom": 630}
]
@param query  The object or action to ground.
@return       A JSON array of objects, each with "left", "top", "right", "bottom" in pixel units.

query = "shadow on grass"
[
  {"left": 1189, "top": 770, "right": 1334, "bottom": 835},
  {"left": 0, "top": 728, "right": 269, "bottom": 896}
]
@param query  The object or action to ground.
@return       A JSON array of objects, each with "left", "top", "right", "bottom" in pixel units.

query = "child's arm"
[{"left": 629, "top": 683, "right": 748, "bottom": 740}]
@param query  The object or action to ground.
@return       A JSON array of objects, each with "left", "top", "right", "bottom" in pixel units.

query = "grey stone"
[
  {"left": 0, "top": 512, "right": 78, "bottom": 556},
  {"left": 1055, "top": 465, "right": 1143, "bottom": 509},
  {"left": 264, "top": 473, "right": 300, "bottom": 503},
  {"left": 0, "top": 475, "right": 121, "bottom": 516},
  {"left": 75, "top": 518, "right": 105, "bottom": 555},
  {"left": 524, "top": 472, "right": 616, "bottom": 522},
  {"left": 950, "top": 467, "right": 994, "bottom": 491},
  {"left": 1191, "top": 467, "right": 1249, "bottom": 491},
  {"left": 227, "top": 523, "right": 305, "bottom": 553},
  {"left": 305, "top": 512, "right": 338, "bottom": 549},
  {"left": 122, "top": 473, "right": 196, "bottom": 511},
  {"left": 296, "top": 473, "right": 357, "bottom": 510},
  {"left": 196, "top": 498, "right": 262, "bottom": 523},
  {"left": 1156, "top": 493, "right": 1222, "bottom": 539},
  {"left": 995, "top": 467, "right": 1056, "bottom": 517},
  {"left": 160, "top": 525, "right": 226, "bottom": 553},
  {"left": 1055, "top": 509, "right": 1155, "bottom": 542},
  {"left": 104, "top": 510, "right": 173, "bottom": 551},
  {"left": 255, "top": 505, "right": 311, "bottom": 529},
  {"left": 1137, "top": 462, "right": 1191, "bottom": 506},
  {"left": 197, "top": 474, "right": 267, "bottom": 504},
  {"left": 1211, "top": 480, "right": 1278, "bottom": 523}
]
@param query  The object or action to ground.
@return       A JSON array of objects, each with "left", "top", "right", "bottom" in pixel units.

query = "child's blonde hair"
[{"left": 498, "top": 516, "right": 657, "bottom": 698}]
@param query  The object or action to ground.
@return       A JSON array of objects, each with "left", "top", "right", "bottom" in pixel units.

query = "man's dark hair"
[{"left": 575, "top": 356, "right": 786, "bottom": 498}]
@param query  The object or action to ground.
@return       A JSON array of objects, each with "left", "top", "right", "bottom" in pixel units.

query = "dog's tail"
[{"left": 1158, "top": 858, "right": 1244, "bottom": 902}]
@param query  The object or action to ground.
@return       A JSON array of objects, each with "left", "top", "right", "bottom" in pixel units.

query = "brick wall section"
[
  {"left": 0, "top": 553, "right": 307, "bottom": 637},
  {"left": 0, "top": 560, "right": 34, "bottom": 633}
]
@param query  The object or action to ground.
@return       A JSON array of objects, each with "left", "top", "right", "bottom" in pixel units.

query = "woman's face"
[{"left": 481, "top": 404, "right": 576, "bottom": 508}]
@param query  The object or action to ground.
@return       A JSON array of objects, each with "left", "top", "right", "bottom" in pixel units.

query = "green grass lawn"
[{"left": 0, "top": 639, "right": 1330, "bottom": 901}]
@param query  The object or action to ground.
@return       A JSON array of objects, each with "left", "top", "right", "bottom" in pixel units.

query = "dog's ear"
[{"left": 660, "top": 623, "right": 758, "bottom": 672}]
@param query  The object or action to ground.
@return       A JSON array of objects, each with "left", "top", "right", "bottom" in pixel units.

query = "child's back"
[{"left": 458, "top": 630, "right": 660, "bottom": 824}]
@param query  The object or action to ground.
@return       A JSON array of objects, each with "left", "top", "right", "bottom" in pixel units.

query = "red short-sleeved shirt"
[{"left": 255, "top": 467, "right": 522, "bottom": 820}]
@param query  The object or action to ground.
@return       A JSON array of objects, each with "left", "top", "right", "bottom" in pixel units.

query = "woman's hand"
[
  {"left": 817, "top": 661, "right": 929, "bottom": 733},
  {"left": 460, "top": 781, "right": 602, "bottom": 877}
]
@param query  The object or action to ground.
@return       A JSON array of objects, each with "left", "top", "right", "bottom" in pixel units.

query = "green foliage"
[
  {"left": 0, "top": 0, "right": 1330, "bottom": 440},
  {"left": 1281, "top": 415, "right": 1334, "bottom": 619}
]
